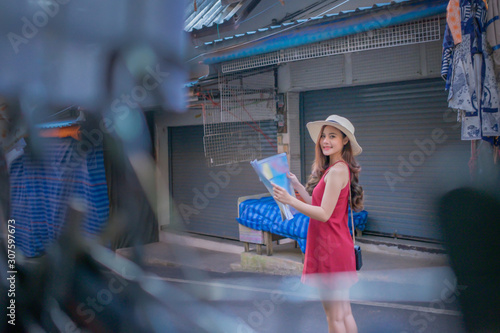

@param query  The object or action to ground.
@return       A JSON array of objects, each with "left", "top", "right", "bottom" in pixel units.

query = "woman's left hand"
[{"left": 272, "top": 183, "right": 294, "bottom": 205}]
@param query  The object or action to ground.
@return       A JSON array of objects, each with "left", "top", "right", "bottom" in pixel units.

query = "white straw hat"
[{"left": 306, "top": 115, "right": 362, "bottom": 156}]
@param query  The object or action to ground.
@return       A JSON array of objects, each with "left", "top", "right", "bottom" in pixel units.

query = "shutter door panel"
[
  {"left": 352, "top": 44, "right": 421, "bottom": 83},
  {"left": 301, "top": 78, "right": 469, "bottom": 240},
  {"left": 169, "top": 121, "right": 277, "bottom": 239}
]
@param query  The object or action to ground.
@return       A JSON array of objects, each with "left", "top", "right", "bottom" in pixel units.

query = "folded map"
[{"left": 250, "top": 153, "right": 294, "bottom": 221}]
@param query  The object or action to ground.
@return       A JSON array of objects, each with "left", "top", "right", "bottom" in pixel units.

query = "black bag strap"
[{"left": 347, "top": 165, "right": 355, "bottom": 244}]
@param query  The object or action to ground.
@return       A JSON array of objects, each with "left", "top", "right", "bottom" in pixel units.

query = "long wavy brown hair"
[{"left": 305, "top": 125, "right": 364, "bottom": 211}]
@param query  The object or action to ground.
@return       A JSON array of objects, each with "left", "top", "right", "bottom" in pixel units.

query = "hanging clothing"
[
  {"left": 442, "top": 21, "right": 456, "bottom": 89},
  {"left": 486, "top": 0, "right": 500, "bottom": 66},
  {"left": 443, "top": 0, "right": 500, "bottom": 140},
  {"left": 9, "top": 138, "right": 109, "bottom": 257},
  {"left": 442, "top": 0, "right": 484, "bottom": 87},
  {"left": 448, "top": 0, "right": 463, "bottom": 45},
  {"left": 440, "top": 0, "right": 463, "bottom": 91}
]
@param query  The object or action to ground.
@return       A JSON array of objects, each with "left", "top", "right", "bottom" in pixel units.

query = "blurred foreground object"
[
  {"left": 0, "top": 1, "right": 187, "bottom": 253},
  {"left": 0, "top": 1, "right": 208, "bottom": 332},
  {"left": 0, "top": 0, "right": 186, "bottom": 111},
  {"left": 0, "top": 203, "right": 244, "bottom": 332},
  {"left": 438, "top": 187, "right": 500, "bottom": 333}
]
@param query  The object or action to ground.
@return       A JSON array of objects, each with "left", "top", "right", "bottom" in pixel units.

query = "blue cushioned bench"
[{"left": 237, "top": 193, "right": 368, "bottom": 256}]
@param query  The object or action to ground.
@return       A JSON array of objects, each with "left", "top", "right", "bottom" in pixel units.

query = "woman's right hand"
[{"left": 287, "top": 172, "right": 301, "bottom": 189}]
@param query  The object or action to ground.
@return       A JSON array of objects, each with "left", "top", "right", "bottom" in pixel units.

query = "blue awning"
[{"left": 203, "top": 0, "right": 447, "bottom": 64}]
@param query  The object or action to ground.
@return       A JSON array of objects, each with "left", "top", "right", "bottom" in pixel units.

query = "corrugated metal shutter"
[
  {"left": 290, "top": 55, "right": 345, "bottom": 89},
  {"left": 169, "top": 120, "right": 277, "bottom": 239},
  {"left": 301, "top": 78, "right": 470, "bottom": 241},
  {"left": 424, "top": 42, "right": 443, "bottom": 76},
  {"left": 352, "top": 44, "right": 421, "bottom": 83}
]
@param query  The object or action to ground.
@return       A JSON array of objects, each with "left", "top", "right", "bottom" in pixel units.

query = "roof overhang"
[{"left": 201, "top": 0, "right": 447, "bottom": 65}]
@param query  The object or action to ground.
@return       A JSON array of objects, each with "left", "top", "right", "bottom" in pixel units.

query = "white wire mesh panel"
[
  {"left": 221, "top": 17, "right": 441, "bottom": 73},
  {"left": 222, "top": 52, "right": 280, "bottom": 73},
  {"left": 202, "top": 69, "right": 277, "bottom": 167}
]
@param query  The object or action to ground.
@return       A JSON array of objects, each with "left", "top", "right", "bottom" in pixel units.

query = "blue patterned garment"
[
  {"left": 236, "top": 196, "right": 368, "bottom": 253},
  {"left": 442, "top": 22, "right": 456, "bottom": 90},
  {"left": 442, "top": 0, "right": 500, "bottom": 140},
  {"left": 9, "top": 138, "right": 109, "bottom": 257}
]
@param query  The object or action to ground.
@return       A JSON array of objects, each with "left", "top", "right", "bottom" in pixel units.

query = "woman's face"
[{"left": 319, "top": 126, "right": 348, "bottom": 159}]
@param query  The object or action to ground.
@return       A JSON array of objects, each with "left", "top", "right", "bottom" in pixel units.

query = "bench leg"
[
  {"left": 256, "top": 244, "right": 262, "bottom": 255},
  {"left": 266, "top": 232, "right": 273, "bottom": 256},
  {"left": 244, "top": 242, "right": 249, "bottom": 252}
]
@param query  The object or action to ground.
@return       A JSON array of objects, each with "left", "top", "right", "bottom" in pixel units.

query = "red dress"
[{"left": 301, "top": 160, "right": 358, "bottom": 289}]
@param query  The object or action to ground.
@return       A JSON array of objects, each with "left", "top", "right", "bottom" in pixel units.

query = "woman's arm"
[
  {"left": 287, "top": 172, "right": 312, "bottom": 204},
  {"left": 273, "top": 165, "right": 348, "bottom": 222}
]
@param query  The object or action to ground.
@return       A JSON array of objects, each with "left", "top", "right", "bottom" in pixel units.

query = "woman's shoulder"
[
  {"left": 328, "top": 161, "right": 349, "bottom": 174},
  {"left": 324, "top": 162, "right": 349, "bottom": 184}
]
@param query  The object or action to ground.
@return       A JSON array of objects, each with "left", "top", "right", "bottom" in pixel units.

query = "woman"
[{"left": 272, "top": 115, "right": 363, "bottom": 333}]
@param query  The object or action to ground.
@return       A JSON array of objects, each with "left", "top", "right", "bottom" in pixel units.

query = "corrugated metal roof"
[
  {"left": 187, "top": 0, "right": 386, "bottom": 35},
  {"left": 200, "top": 0, "right": 419, "bottom": 47},
  {"left": 185, "top": 0, "right": 245, "bottom": 32},
  {"left": 280, "top": 0, "right": 389, "bottom": 23}
]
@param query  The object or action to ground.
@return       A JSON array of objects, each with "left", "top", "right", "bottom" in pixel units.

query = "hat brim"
[{"left": 306, "top": 120, "right": 362, "bottom": 156}]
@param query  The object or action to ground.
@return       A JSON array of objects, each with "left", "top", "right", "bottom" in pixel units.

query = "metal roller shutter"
[
  {"left": 169, "top": 121, "right": 277, "bottom": 239},
  {"left": 301, "top": 78, "right": 470, "bottom": 241}
]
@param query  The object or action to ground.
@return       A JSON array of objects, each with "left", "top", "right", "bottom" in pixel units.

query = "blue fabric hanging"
[{"left": 9, "top": 138, "right": 109, "bottom": 257}]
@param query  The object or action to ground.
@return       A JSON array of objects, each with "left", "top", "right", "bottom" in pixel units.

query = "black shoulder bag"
[{"left": 349, "top": 181, "right": 363, "bottom": 271}]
